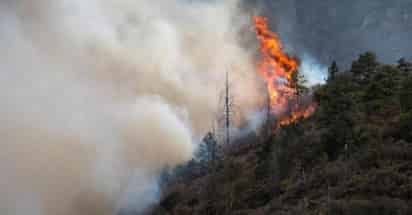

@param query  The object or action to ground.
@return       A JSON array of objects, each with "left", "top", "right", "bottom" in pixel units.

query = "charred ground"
[{"left": 149, "top": 53, "right": 412, "bottom": 215}]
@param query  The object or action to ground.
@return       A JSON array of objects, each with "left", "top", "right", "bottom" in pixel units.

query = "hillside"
[{"left": 149, "top": 53, "right": 412, "bottom": 215}]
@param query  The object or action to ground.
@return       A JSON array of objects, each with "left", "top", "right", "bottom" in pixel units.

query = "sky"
[{"left": 249, "top": 0, "right": 412, "bottom": 69}]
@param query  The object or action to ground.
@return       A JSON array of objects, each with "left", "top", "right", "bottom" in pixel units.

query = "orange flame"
[
  {"left": 276, "top": 103, "right": 317, "bottom": 128},
  {"left": 253, "top": 16, "right": 316, "bottom": 128}
]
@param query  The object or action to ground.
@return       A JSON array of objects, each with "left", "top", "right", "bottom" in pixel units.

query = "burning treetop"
[{"left": 253, "top": 16, "right": 316, "bottom": 129}]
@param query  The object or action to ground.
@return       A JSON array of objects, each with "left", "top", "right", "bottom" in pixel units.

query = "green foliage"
[
  {"left": 399, "top": 112, "right": 412, "bottom": 142},
  {"left": 330, "top": 198, "right": 408, "bottom": 215},
  {"left": 254, "top": 137, "right": 274, "bottom": 180},
  {"left": 397, "top": 58, "right": 412, "bottom": 73},
  {"left": 322, "top": 118, "right": 354, "bottom": 160},
  {"left": 351, "top": 51, "right": 379, "bottom": 82},
  {"left": 153, "top": 52, "right": 412, "bottom": 215},
  {"left": 400, "top": 75, "right": 412, "bottom": 113}
]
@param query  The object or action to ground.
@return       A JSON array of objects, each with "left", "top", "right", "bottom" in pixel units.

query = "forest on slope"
[{"left": 148, "top": 53, "right": 412, "bottom": 215}]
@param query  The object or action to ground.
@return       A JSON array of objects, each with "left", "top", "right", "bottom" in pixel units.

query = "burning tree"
[{"left": 253, "top": 16, "right": 316, "bottom": 130}]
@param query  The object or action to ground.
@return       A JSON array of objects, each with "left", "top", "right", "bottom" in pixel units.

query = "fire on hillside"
[{"left": 253, "top": 16, "right": 317, "bottom": 129}]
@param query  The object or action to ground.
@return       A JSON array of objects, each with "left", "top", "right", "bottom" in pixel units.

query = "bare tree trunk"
[{"left": 225, "top": 71, "right": 230, "bottom": 145}]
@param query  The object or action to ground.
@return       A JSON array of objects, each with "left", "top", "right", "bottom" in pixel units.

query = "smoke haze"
[{"left": 0, "top": 0, "right": 262, "bottom": 214}]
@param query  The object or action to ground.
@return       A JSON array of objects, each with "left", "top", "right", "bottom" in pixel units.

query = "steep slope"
[{"left": 149, "top": 54, "right": 412, "bottom": 215}]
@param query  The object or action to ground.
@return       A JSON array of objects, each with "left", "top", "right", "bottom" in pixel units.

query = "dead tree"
[
  {"left": 225, "top": 71, "right": 230, "bottom": 145},
  {"left": 218, "top": 70, "right": 236, "bottom": 145}
]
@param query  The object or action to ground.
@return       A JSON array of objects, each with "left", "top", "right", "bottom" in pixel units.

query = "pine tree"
[
  {"left": 398, "top": 58, "right": 412, "bottom": 73},
  {"left": 400, "top": 75, "right": 412, "bottom": 113},
  {"left": 328, "top": 61, "right": 339, "bottom": 81},
  {"left": 291, "top": 69, "right": 308, "bottom": 96},
  {"left": 398, "top": 75, "right": 412, "bottom": 142},
  {"left": 199, "top": 132, "right": 218, "bottom": 163},
  {"left": 351, "top": 52, "right": 379, "bottom": 82}
]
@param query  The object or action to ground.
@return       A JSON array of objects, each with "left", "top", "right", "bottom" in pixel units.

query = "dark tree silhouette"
[
  {"left": 351, "top": 51, "right": 379, "bottom": 82},
  {"left": 328, "top": 61, "right": 339, "bottom": 81},
  {"left": 398, "top": 58, "right": 412, "bottom": 73}
]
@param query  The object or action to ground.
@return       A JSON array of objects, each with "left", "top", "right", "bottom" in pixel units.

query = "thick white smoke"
[{"left": 0, "top": 0, "right": 260, "bottom": 214}]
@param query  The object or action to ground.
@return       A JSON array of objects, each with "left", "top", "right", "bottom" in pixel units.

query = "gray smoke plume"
[{"left": 0, "top": 0, "right": 262, "bottom": 214}]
